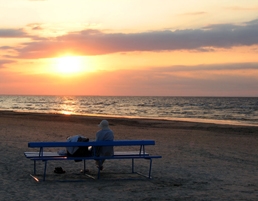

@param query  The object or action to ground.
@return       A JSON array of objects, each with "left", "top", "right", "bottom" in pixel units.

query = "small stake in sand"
[{"left": 30, "top": 174, "right": 39, "bottom": 182}]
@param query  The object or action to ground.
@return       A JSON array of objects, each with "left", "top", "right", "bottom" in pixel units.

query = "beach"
[{"left": 0, "top": 111, "right": 257, "bottom": 201}]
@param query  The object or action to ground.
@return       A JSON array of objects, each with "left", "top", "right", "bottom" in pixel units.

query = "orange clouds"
[{"left": 1, "top": 18, "right": 258, "bottom": 60}]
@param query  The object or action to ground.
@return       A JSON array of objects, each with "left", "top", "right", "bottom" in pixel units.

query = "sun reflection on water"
[
  {"left": 59, "top": 97, "right": 79, "bottom": 115},
  {"left": 60, "top": 110, "right": 73, "bottom": 115}
]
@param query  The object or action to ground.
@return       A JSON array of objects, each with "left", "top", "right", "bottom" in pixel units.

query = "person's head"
[{"left": 98, "top": 120, "right": 109, "bottom": 129}]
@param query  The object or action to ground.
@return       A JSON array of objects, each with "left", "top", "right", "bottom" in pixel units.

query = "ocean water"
[{"left": 0, "top": 95, "right": 257, "bottom": 126}]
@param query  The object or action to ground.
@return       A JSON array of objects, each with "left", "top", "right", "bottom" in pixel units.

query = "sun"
[{"left": 55, "top": 56, "right": 83, "bottom": 74}]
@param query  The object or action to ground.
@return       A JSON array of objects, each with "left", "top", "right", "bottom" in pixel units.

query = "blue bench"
[{"left": 24, "top": 140, "right": 162, "bottom": 181}]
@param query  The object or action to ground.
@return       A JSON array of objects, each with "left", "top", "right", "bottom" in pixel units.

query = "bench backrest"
[{"left": 28, "top": 140, "right": 155, "bottom": 148}]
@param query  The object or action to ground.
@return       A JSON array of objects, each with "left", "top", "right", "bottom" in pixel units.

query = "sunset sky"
[{"left": 0, "top": 0, "right": 258, "bottom": 96}]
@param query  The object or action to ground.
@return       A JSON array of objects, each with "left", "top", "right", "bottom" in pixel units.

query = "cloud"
[
  {"left": 5, "top": 18, "right": 258, "bottom": 58},
  {"left": 0, "top": 60, "right": 16, "bottom": 68},
  {"left": 76, "top": 62, "right": 258, "bottom": 96},
  {"left": 105, "top": 62, "right": 258, "bottom": 96},
  {"left": 0, "top": 46, "right": 13, "bottom": 50},
  {"left": 246, "top": 18, "right": 258, "bottom": 25},
  {"left": 0, "top": 29, "right": 28, "bottom": 38},
  {"left": 179, "top": 12, "right": 207, "bottom": 16},
  {"left": 156, "top": 62, "right": 258, "bottom": 72},
  {"left": 225, "top": 6, "right": 258, "bottom": 11},
  {"left": 26, "top": 23, "right": 44, "bottom": 30}
]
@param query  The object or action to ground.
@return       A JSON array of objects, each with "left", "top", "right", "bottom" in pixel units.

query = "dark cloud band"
[{"left": 2, "top": 18, "right": 258, "bottom": 58}]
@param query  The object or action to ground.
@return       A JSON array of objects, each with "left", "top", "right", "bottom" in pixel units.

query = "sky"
[{"left": 0, "top": 0, "right": 258, "bottom": 96}]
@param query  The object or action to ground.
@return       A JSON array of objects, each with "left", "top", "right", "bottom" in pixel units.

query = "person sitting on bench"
[
  {"left": 58, "top": 135, "right": 91, "bottom": 158},
  {"left": 95, "top": 120, "right": 114, "bottom": 170}
]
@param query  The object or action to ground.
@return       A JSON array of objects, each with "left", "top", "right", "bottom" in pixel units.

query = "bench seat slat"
[
  {"left": 29, "top": 155, "right": 161, "bottom": 161},
  {"left": 28, "top": 140, "right": 155, "bottom": 148},
  {"left": 24, "top": 151, "right": 150, "bottom": 158}
]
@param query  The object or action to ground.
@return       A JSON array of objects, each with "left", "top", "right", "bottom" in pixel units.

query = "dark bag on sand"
[{"left": 67, "top": 136, "right": 92, "bottom": 161}]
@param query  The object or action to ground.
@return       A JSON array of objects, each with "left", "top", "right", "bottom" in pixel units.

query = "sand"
[{"left": 0, "top": 111, "right": 257, "bottom": 201}]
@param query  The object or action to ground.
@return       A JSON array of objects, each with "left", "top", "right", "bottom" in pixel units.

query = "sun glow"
[{"left": 55, "top": 56, "right": 83, "bottom": 74}]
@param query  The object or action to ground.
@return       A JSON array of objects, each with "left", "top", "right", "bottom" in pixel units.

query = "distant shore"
[{"left": 0, "top": 111, "right": 257, "bottom": 200}]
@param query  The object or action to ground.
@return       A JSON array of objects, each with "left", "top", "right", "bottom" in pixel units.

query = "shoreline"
[
  {"left": 1, "top": 110, "right": 257, "bottom": 128},
  {"left": 1, "top": 110, "right": 258, "bottom": 139}
]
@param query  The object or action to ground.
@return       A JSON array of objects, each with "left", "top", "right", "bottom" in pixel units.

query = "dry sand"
[{"left": 0, "top": 111, "right": 257, "bottom": 201}]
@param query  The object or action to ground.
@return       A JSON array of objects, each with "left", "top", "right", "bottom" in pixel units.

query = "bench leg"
[
  {"left": 97, "top": 161, "right": 101, "bottom": 179},
  {"left": 33, "top": 161, "right": 36, "bottom": 175},
  {"left": 132, "top": 158, "right": 135, "bottom": 173},
  {"left": 133, "top": 158, "right": 153, "bottom": 179},
  {"left": 43, "top": 160, "right": 47, "bottom": 181},
  {"left": 148, "top": 158, "right": 153, "bottom": 179}
]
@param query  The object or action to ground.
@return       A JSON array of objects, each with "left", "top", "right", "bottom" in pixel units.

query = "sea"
[{"left": 0, "top": 95, "right": 257, "bottom": 127}]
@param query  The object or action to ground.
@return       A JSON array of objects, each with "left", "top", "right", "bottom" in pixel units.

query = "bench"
[{"left": 24, "top": 140, "right": 162, "bottom": 181}]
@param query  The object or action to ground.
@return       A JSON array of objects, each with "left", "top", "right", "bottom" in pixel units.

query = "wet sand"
[{"left": 0, "top": 111, "right": 257, "bottom": 201}]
